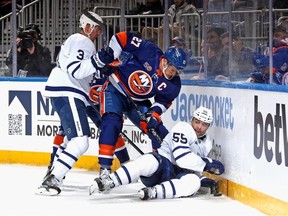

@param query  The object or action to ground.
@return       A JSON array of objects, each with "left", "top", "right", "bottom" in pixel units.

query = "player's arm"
[
  {"left": 67, "top": 42, "right": 114, "bottom": 79},
  {"left": 169, "top": 122, "right": 224, "bottom": 175},
  {"left": 140, "top": 79, "right": 181, "bottom": 134},
  {"left": 109, "top": 31, "right": 162, "bottom": 66}
]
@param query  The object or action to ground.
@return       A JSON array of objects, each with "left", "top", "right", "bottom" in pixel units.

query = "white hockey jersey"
[
  {"left": 43, "top": 33, "right": 101, "bottom": 105},
  {"left": 157, "top": 121, "right": 212, "bottom": 173}
]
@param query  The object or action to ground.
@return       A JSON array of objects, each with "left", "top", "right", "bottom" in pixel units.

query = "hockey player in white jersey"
[
  {"left": 89, "top": 106, "right": 224, "bottom": 200},
  {"left": 36, "top": 10, "right": 117, "bottom": 196}
]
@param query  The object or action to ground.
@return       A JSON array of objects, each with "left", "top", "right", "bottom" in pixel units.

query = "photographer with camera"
[{"left": 5, "top": 23, "right": 55, "bottom": 77}]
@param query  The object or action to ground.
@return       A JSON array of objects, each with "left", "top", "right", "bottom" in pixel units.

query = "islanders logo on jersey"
[{"left": 128, "top": 70, "right": 153, "bottom": 95}]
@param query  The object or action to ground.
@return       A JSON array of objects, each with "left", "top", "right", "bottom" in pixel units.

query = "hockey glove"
[
  {"left": 202, "top": 157, "right": 224, "bottom": 175},
  {"left": 100, "top": 65, "right": 115, "bottom": 77},
  {"left": 139, "top": 112, "right": 162, "bottom": 134},
  {"left": 147, "top": 112, "right": 162, "bottom": 130},
  {"left": 91, "top": 47, "right": 114, "bottom": 69}
]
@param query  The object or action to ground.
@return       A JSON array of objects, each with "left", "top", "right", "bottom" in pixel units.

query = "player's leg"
[
  {"left": 43, "top": 125, "right": 65, "bottom": 180},
  {"left": 98, "top": 112, "right": 123, "bottom": 175},
  {"left": 86, "top": 104, "right": 130, "bottom": 165},
  {"left": 139, "top": 173, "right": 201, "bottom": 200},
  {"left": 97, "top": 84, "right": 127, "bottom": 175},
  {"left": 36, "top": 97, "right": 91, "bottom": 195},
  {"left": 114, "top": 134, "right": 130, "bottom": 164},
  {"left": 89, "top": 153, "right": 159, "bottom": 195}
]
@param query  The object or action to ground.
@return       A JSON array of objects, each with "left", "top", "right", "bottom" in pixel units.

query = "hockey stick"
[
  {"left": 88, "top": 101, "right": 144, "bottom": 155},
  {"left": 120, "top": 130, "right": 144, "bottom": 155},
  {"left": 110, "top": 73, "right": 162, "bottom": 144},
  {"left": 101, "top": 19, "right": 109, "bottom": 51}
]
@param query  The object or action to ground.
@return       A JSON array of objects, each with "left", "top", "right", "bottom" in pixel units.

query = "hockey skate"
[
  {"left": 89, "top": 169, "right": 115, "bottom": 195},
  {"left": 99, "top": 168, "right": 111, "bottom": 178},
  {"left": 42, "top": 163, "right": 53, "bottom": 181},
  {"left": 35, "top": 174, "right": 61, "bottom": 196},
  {"left": 42, "top": 165, "right": 65, "bottom": 184},
  {"left": 138, "top": 187, "right": 157, "bottom": 200}
]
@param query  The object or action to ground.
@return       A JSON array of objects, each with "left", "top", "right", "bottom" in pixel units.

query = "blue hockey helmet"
[
  {"left": 253, "top": 53, "right": 269, "bottom": 68},
  {"left": 163, "top": 46, "right": 187, "bottom": 71}
]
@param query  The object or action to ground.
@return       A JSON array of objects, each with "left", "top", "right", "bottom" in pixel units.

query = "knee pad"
[
  {"left": 65, "top": 136, "right": 89, "bottom": 158},
  {"left": 54, "top": 136, "right": 89, "bottom": 176}
]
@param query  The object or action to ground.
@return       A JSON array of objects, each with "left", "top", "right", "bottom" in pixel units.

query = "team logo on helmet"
[{"left": 128, "top": 71, "right": 153, "bottom": 95}]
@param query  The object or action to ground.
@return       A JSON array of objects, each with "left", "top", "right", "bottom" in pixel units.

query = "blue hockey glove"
[
  {"left": 147, "top": 112, "right": 162, "bottom": 130},
  {"left": 140, "top": 112, "right": 161, "bottom": 134},
  {"left": 100, "top": 65, "right": 115, "bottom": 77},
  {"left": 91, "top": 47, "right": 114, "bottom": 69},
  {"left": 202, "top": 157, "right": 224, "bottom": 175},
  {"left": 147, "top": 123, "right": 169, "bottom": 150}
]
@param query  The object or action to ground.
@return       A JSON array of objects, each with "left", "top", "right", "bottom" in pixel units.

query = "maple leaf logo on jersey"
[{"left": 128, "top": 70, "right": 153, "bottom": 95}]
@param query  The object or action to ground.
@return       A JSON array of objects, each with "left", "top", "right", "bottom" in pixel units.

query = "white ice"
[{"left": 0, "top": 164, "right": 265, "bottom": 216}]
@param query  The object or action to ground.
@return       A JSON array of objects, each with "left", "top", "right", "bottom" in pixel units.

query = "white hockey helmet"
[
  {"left": 79, "top": 10, "right": 103, "bottom": 30},
  {"left": 193, "top": 106, "right": 213, "bottom": 124}
]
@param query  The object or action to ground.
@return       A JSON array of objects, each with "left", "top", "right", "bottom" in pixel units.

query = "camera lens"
[{"left": 21, "top": 38, "right": 33, "bottom": 49}]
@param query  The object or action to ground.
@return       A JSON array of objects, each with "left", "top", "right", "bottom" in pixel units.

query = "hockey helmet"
[
  {"left": 79, "top": 10, "right": 103, "bottom": 30},
  {"left": 193, "top": 106, "right": 213, "bottom": 124},
  {"left": 253, "top": 53, "right": 269, "bottom": 68},
  {"left": 163, "top": 46, "right": 187, "bottom": 72},
  {"left": 253, "top": 47, "right": 288, "bottom": 72}
]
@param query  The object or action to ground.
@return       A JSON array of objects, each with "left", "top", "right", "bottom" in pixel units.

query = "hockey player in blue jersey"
[
  {"left": 95, "top": 31, "right": 187, "bottom": 178},
  {"left": 89, "top": 106, "right": 224, "bottom": 199},
  {"left": 248, "top": 38, "right": 288, "bottom": 85}
]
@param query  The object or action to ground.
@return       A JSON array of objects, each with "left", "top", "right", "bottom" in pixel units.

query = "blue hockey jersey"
[{"left": 108, "top": 32, "right": 181, "bottom": 113}]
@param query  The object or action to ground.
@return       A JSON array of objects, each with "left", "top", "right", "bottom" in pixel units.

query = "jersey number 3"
[{"left": 77, "top": 50, "right": 84, "bottom": 60}]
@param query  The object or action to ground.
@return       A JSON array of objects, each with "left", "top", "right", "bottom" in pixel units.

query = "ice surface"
[{"left": 0, "top": 164, "right": 265, "bottom": 216}]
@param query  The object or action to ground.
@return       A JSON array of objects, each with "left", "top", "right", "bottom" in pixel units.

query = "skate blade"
[
  {"left": 35, "top": 185, "right": 61, "bottom": 196},
  {"left": 88, "top": 182, "right": 99, "bottom": 195},
  {"left": 88, "top": 180, "right": 111, "bottom": 195}
]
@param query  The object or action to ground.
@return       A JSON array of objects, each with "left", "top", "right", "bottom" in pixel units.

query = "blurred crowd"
[{"left": 1, "top": 0, "right": 288, "bottom": 85}]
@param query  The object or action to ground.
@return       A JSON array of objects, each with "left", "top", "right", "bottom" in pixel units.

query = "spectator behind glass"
[
  {"left": 221, "top": 31, "right": 255, "bottom": 77},
  {"left": 5, "top": 23, "right": 55, "bottom": 77},
  {"left": 127, "top": 0, "right": 164, "bottom": 29},
  {"left": 141, "top": 0, "right": 199, "bottom": 50},
  {"left": 205, "top": 27, "right": 231, "bottom": 80},
  {"left": 274, "top": 17, "right": 288, "bottom": 39}
]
